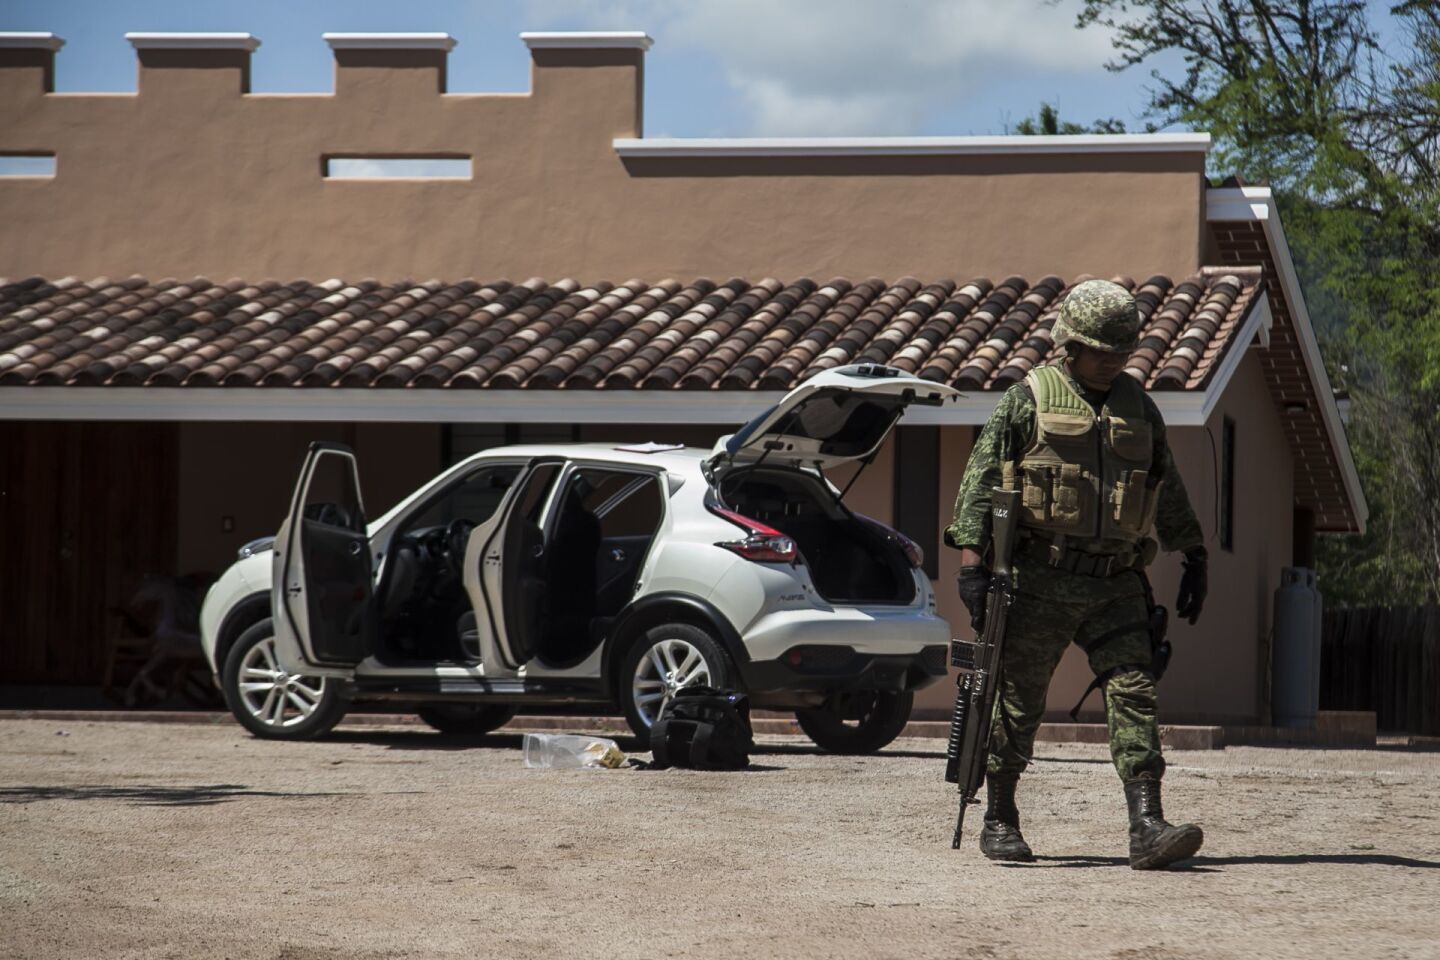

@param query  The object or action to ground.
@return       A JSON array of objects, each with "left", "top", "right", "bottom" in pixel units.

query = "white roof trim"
[
  {"left": 0, "top": 32, "right": 65, "bottom": 51},
  {"left": 522, "top": 31, "right": 653, "bottom": 51},
  {"left": 1198, "top": 290, "right": 1272, "bottom": 424},
  {"left": 0, "top": 385, "right": 1213, "bottom": 427},
  {"left": 613, "top": 133, "right": 1211, "bottom": 158},
  {"left": 323, "top": 33, "right": 457, "bottom": 51},
  {"left": 1207, "top": 185, "right": 1368, "bottom": 530},
  {"left": 126, "top": 32, "right": 260, "bottom": 51}
]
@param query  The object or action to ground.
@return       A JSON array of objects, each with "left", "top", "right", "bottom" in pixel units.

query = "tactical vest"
[{"left": 1003, "top": 364, "right": 1161, "bottom": 545}]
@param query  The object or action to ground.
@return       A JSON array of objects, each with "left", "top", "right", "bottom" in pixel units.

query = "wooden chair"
[{"left": 101, "top": 574, "right": 221, "bottom": 708}]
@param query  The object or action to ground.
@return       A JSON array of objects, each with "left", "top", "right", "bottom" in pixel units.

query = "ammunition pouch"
[{"left": 1010, "top": 366, "right": 1158, "bottom": 543}]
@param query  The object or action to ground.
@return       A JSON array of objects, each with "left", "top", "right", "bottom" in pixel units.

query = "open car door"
[
  {"left": 472, "top": 459, "right": 564, "bottom": 674},
  {"left": 271, "top": 442, "right": 374, "bottom": 678}
]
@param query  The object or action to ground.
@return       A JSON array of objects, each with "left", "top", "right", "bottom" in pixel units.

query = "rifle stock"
[{"left": 945, "top": 487, "right": 1022, "bottom": 849}]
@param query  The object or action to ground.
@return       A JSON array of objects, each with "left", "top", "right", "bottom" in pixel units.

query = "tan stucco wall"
[
  {"left": 1, "top": 45, "right": 1207, "bottom": 281},
  {"left": 913, "top": 425, "right": 977, "bottom": 716},
  {"left": 175, "top": 421, "right": 441, "bottom": 575}
]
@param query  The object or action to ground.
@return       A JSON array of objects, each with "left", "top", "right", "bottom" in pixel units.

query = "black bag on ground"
[{"left": 649, "top": 686, "right": 754, "bottom": 770}]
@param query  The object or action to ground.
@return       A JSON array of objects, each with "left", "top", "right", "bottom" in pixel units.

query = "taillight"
[
  {"left": 857, "top": 514, "right": 924, "bottom": 569},
  {"left": 897, "top": 532, "right": 924, "bottom": 569},
  {"left": 710, "top": 505, "right": 798, "bottom": 564}
]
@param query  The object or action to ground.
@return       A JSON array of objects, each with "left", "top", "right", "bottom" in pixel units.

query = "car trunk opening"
[{"left": 716, "top": 466, "right": 916, "bottom": 606}]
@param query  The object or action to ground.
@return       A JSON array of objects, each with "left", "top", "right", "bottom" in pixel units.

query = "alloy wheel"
[
  {"left": 631, "top": 637, "right": 712, "bottom": 727},
  {"left": 236, "top": 635, "right": 327, "bottom": 729}
]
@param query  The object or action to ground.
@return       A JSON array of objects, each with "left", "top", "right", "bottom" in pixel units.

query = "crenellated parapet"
[
  {"left": 0, "top": 32, "right": 65, "bottom": 97},
  {"left": 0, "top": 28, "right": 1210, "bottom": 286}
]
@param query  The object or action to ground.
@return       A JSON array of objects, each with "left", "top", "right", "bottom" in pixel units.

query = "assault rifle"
[{"left": 944, "top": 487, "right": 1021, "bottom": 849}]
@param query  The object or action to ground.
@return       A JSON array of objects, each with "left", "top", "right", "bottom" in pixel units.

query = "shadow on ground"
[
  {"left": 1004, "top": 853, "right": 1440, "bottom": 870},
  {"left": 321, "top": 727, "right": 1118, "bottom": 765},
  {"left": 0, "top": 784, "right": 353, "bottom": 806}
]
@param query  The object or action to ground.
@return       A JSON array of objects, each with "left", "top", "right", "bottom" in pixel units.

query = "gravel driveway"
[{"left": 1, "top": 718, "right": 1437, "bottom": 960}]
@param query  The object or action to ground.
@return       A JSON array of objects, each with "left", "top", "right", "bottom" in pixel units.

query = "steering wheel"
[{"left": 440, "top": 518, "right": 477, "bottom": 578}]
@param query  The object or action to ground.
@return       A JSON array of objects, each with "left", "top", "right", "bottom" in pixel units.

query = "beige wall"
[
  {"left": 1, "top": 44, "right": 1206, "bottom": 282},
  {"left": 1164, "top": 350, "right": 1292, "bottom": 723},
  {"left": 175, "top": 421, "right": 441, "bottom": 575}
]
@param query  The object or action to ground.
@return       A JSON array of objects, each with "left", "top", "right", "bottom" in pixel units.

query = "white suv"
[{"left": 200, "top": 365, "right": 957, "bottom": 753}]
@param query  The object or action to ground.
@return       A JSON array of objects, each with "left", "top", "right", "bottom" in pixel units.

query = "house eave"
[
  {"left": 1206, "top": 185, "right": 1369, "bottom": 533},
  {"left": 0, "top": 383, "right": 1220, "bottom": 428},
  {"left": 613, "top": 133, "right": 1212, "bottom": 159}
]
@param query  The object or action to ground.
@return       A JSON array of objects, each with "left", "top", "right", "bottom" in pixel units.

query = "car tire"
[
  {"left": 416, "top": 703, "right": 518, "bottom": 736},
  {"left": 795, "top": 690, "right": 914, "bottom": 754},
  {"left": 221, "top": 618, "right": 348, "bottom": 740},
  {"left": 620, "top": 622, "right": 738, "bottom": 744}
]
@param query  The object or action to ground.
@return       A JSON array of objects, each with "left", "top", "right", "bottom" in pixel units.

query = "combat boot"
[
  {"left": 1124, "top": 779, "right": 1203, "bottom": 870},
  {"left": 979, "top": 774, "right": 1034, "bottom": 862}
]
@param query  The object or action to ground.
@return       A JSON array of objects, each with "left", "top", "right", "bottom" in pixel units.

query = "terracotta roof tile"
[{"left": 0, "top": 273, "right": 1265, "bottom": 395}]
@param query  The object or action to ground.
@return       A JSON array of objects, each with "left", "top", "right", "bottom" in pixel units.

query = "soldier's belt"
[{"left": 1015, "top": 535, "right": 1140, "bottom": 577}]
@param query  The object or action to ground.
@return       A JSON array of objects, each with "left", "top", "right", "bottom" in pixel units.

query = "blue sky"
[{"left": 2, "top": 0, "right": 1407, "bottom": 138}]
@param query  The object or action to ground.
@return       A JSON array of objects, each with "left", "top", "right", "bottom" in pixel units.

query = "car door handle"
[
  {"left": 611, "top": 548, "right": 627, "bottom": 562},
  {"left": 348, "top": 541, "right": 363, "bottom": 556}
]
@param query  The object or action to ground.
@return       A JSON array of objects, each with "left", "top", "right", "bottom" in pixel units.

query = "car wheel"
[
  {"left": 795, "top": 690, "right": 914, "bottom": 754},
  {"left": 221, "top": 618, "right": 348, "bottom": 740},
  {"left": 416, "top": 703, "right": 517, "bottom": 736},
  {"left": 620, "top": 622, "right": 737, "bottom": 743}
]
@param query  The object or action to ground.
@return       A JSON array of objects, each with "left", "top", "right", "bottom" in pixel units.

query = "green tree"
[
  {"left": 1011, "top": 101, "right": 1127, "bottom": 135},
  {"left": 1075, "top": 0, "right": 1440, "bottom": 604}
]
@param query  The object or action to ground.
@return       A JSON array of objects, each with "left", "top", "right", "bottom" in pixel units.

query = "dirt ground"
[{"left": 1, "top": 719, "right": 1437, "bottom": 960}]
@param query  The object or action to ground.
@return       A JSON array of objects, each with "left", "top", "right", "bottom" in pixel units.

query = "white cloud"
[{"left": 523, "top": 0, "right": 1117, "bottom": 135}]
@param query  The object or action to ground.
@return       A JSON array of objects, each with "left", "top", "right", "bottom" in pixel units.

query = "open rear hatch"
[
  {"left": 705, "top": 365, "right": 961, "bottom": 605},
  {"left": 705, "top": 364, "right": 961, "bottom": 478}
]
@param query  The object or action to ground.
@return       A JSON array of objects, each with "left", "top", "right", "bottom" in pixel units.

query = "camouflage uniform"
[{"left": 945, "top": 305, "right": 1203, "bottom": 785}]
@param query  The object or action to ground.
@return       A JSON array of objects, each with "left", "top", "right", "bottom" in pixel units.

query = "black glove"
[
  {"left": 957, "top": 565, "right": 991, "bottom": 629},
  {"left": 1176, "top": 546, "right": 1208, "bottom": 625}
]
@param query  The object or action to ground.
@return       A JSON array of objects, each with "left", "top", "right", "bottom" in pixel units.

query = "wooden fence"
[{"left": 1321, "top": 605, "right": 1440, "bottom": 735}]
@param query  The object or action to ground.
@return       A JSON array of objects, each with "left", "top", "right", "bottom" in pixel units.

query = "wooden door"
[{"left": 0, "top": 421, "right": 179, "bottom": 684}]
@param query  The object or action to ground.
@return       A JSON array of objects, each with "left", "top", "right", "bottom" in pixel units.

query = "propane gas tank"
[{"left": 1273, "top": 567, "right": 1319, "bottom": 727}]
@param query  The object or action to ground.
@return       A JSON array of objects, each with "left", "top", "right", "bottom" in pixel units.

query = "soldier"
[{"left": 944, "top": 279, "right": 1209, "bottom": 870}]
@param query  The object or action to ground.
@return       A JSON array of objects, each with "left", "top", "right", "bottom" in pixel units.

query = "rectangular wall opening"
[
  {"left": 323, "top": 156, "right": 471, "bottom": 180},
  {"left": 0, "top": 154, "right": 56, "bottom": 177},
  {"left": 1220, "top": 415, "right": 1236, "bottom": 552}
]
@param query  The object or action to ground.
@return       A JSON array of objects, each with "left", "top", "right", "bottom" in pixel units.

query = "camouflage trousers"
[{"left": 985, "top": 561, "right": 1165, "bottom": 783}]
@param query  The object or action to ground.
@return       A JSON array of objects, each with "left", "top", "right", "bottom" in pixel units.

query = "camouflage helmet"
[{"left": 1053, "top": 279, "right": 1140, "bottom": 353}]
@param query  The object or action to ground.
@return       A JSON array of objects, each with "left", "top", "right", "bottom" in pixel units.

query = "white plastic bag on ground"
[{"left": 522, "top": 733, "right": 625, "bottom": 769}]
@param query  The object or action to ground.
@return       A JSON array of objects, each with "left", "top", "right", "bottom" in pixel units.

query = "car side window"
[
  {"left": 301, "top": 452, "right": 365, "bottom": 533},
  {"left": 402, "top": 464, "right": 522, "bottom": 532},
  {"left": 569, "top": 469, "right": 663, "bottom": 538}
]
